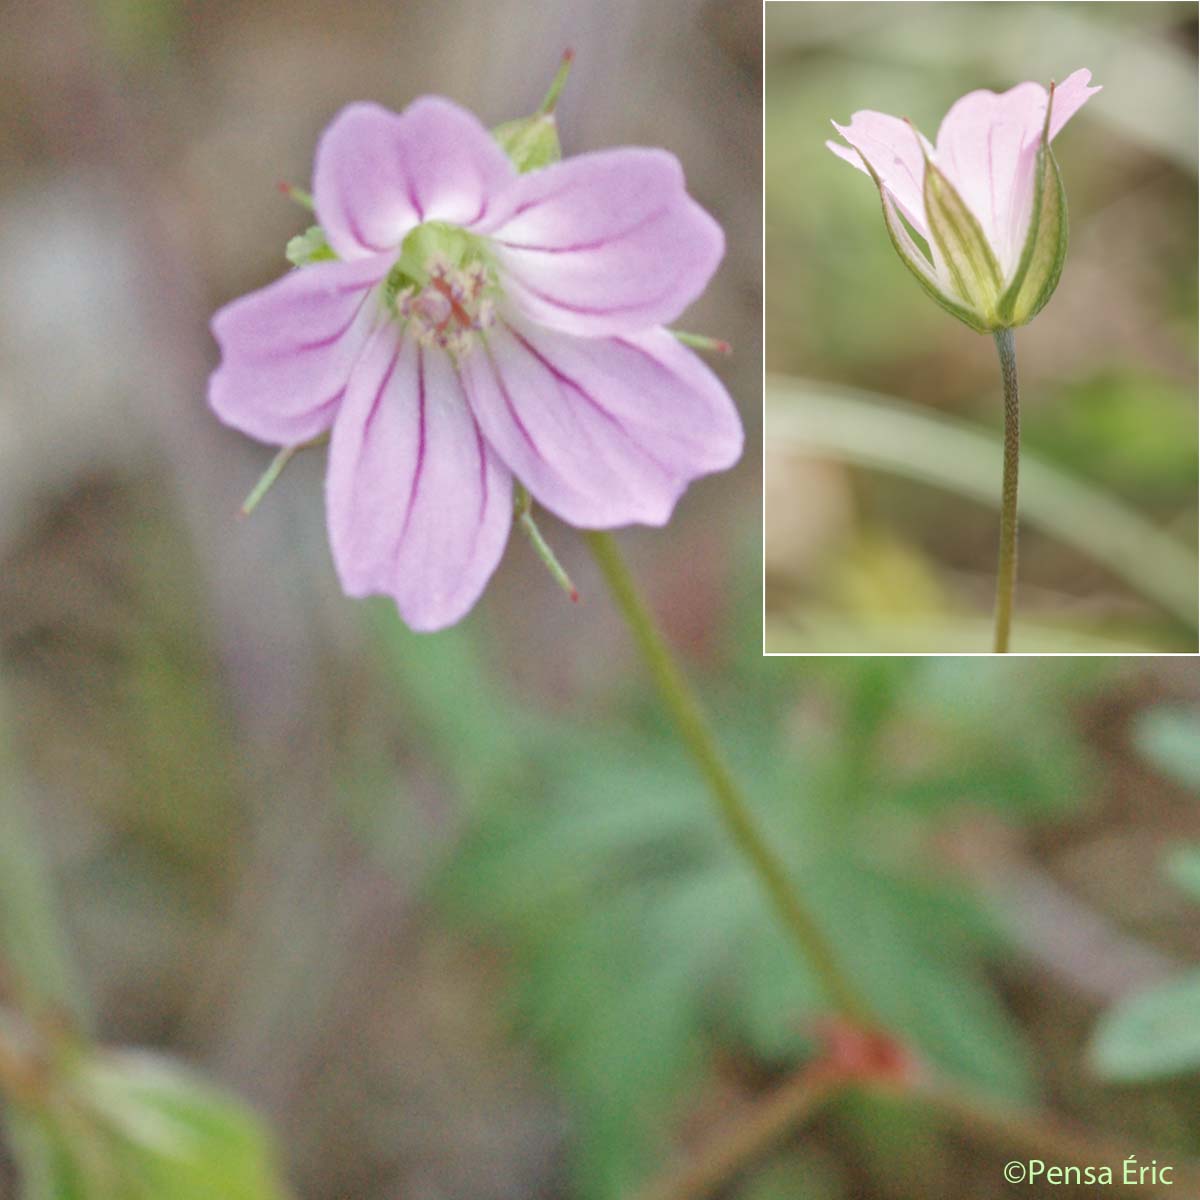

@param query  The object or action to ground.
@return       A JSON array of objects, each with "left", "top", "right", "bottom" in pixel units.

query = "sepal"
[
  {"left": 920, "top": 146, "right": 1004, "bottom": 329},
  {"left": 491, "top": 50, "right": 572, "bottom": 175},
  {"left": 998, "top": 83, "right": 1069, "bottom": 327},
  {"left": 285, "top": 225, "right": 336, "bottom": 267},
  {"left": 858, "top": 156, "right": 992, "bottom": 334},
  {"left": 492, "top": 114, "right": 562, "bottom": 173}
]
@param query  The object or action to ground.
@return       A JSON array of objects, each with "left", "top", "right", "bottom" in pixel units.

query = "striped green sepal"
[
  {"left": 999, "top": 93, "right": 1069, "bottom": 326},
  {"left": 859, "top": 157, "right": 991, "bottom": 334},
  {"left": 923, "top": 157, "right": 1005, "bottom": 329}
]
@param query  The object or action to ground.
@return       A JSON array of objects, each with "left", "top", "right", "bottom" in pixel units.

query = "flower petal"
[
  {"left": 478, "top": 149, "right": 724, "bottom": 337},
  {"left": 829, "top": 112, "right": 932, "bottom": 237},
  {"left": 459, "top": 319, "right": 742, "bottom": 527},
  {"left": 326, "top": 328, "right": 513, "bottom": 632},
  {"left": 1047, "top": 68, "right": 1102, "bottom": 142},
  {"left": 209, "top": 256, "right": 388, "bottom": 445},
  {"left": 935, "top": 70, "right": 1098, "bottom": 277},
  {"left": 934, "top": 82, "right": 1046, "bottom": 276},
  {"left": 313, "top": 98, "right": 517, "bottom": 261}
]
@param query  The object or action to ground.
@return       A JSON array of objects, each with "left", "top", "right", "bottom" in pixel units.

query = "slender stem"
[
  {"left": 633, "top": 1071, "right": 840, "bottom": 1200},
  {"left": 635, "top": 1067, "right": 1198, "bottom": 1200},
  {"left": 239, "top": 433, "right": 328, "bottom": 517},
  {"left": 516, "top": 485, "right": 580, "bottom": 602},
  {"left": 992, "top": 328, "right": 1020, "bottom": 653},
  {"left": 584, "top": 531, "right": 872, "bottom": 1022}
]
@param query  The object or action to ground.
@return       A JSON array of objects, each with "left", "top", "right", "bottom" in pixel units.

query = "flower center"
[{"left": 385, "top": 222, "right": 497, "bottom": 359}]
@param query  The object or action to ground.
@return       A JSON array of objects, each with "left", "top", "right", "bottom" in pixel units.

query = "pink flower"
[
  {"left": 827, "top": 69, "right": 1100, "bottom": 330},
  {"left": 209, "top": 97, "right": 742, "bottom": 631}
]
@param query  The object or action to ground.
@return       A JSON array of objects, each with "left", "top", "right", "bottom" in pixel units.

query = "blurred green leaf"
[
  {"left": 1026, "top": 371, "right": 1198, "bottom": 501},
  {"left": 1164, "top": 845, "right": 1200, "bottom": 900},
  {"left": 367, "top": 600, "right": 557, "bottom": 807},
  {"left": 734, "top": 1151, "right": 843, "bottom": 1200},
  {"left": 5, "top": 1049, "right": 291, "bottom": 1200},
  {"left": 0, "top": 688, "right": 87, "bottom": 1027},
  {"left": 1090, "top": 971, "right": 1200, "bottom": 1082},
  {"left": 434, "top": 660, "right": 1107, "bottom": 1196},
  {"left": 1135, "top": 708, "right": 1200, "bottom": 792}
]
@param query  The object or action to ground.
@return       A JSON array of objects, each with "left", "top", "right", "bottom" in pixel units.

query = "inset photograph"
[{"left": 765, "top": 1, "right": 1198, "bottom": 654}]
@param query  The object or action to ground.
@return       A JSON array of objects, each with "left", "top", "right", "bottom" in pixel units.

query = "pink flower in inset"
[
  {"left": 209, "top": 97, "right": 742, "bottom": 631},
  {"left": 827, "top": 69, "right": 1100, "bottom": 331}
]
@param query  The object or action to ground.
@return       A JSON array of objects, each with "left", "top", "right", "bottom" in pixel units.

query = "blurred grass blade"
[
  {"left": 767, "top": 376, "right": 1198, "bottom": 629},
  {"left": 0, "top": 688, "right": 87, "bottom": 1028},
  {"left": 766, "top": 612, "right": 1165, "bottom": 656}
]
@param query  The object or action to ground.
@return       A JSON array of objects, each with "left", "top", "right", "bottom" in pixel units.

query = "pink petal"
[
  {"left": 325, "top": 327, "right": 513, "bottom": 632},
  {"left": 209, "top": 256, "right": 388, "bottom": 446},
  {"left": 829, "top": 112, "right": 931, "bottom": 237},
  {"left": 1047, "top": 69, "right": 1101, "bottom": 142},
  {"left": 935, "top": 82, "right": 1047, "bottom": 275},
  {"left": 478, "top": 149, "right": 724, "bottom": 337},
  {"left": 458, "top": 319, "right": 742, "bottom": 528},
  {"left": 826, "top": 138, "right": 871, "bottom": 177},
  {"left": 313, "top": 97, "right": 517, "bottom": 261},
  {"left": 935, "top": 70, "right": 1099, "bottom": 276}
]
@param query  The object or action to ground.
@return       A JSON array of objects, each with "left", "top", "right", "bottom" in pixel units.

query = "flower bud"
[{"left": 828, "top": 71, "right": 1096, "bottom": 335}]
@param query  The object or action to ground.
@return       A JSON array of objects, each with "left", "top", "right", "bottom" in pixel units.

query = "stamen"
[{"left": 394, "top": 252, "right": 497, "bottom": 359}]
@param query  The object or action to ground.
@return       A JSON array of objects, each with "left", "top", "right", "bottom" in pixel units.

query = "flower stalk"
[
  {"left": 515, "top": 485, "right": 579, "bottom": 603},
  {"left": 584, "top": 531, "right": 872, "bottom": 1022},
  {"left": 238, "top": 435, "right": 326, "bottom": 517},
  {"left": 992, "top": 328, "right": 1020, "bottom": 653}
]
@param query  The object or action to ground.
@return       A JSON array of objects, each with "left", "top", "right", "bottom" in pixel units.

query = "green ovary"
[{"left": 384, "top": 221, "right": 499, "bottom": 357}]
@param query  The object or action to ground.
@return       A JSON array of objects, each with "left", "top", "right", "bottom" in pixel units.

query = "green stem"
[
  {"left": 992, "top": 328, "right": 1020, "bottom": 653},
  {"left": 584, "top": 531, "right": 872, "bottom": 1022},
  {"left": 516, "top": 485, "right": 580, "bottom": 602},
  {"left": 239, "top": 434, "right": 328, "bottom": 517}
]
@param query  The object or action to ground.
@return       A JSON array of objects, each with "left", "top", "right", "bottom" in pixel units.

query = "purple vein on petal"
[
  {"left": 473, "top": 418, "right": 489, "bottom": 529},
  {"left": 503, "top": 324, "right": 675, "bottom": 478},
  {"left": 506, "top": 275, "right": 681, "bottom": 318},
  {"left": 494, "top": 206, "right": 669, "bottom": 254},
  {"left": 341, "top": 191, "right": 391, "bottom": 254},
  {"left": 400, "top": 345, "right": 428, "bottom": 542},
  {"left": 360, "top": 336, "right": 403, "bottom": 450},
  {"left": 310, "top": 386, "right": 348, "bottom": 425},
  {"left": 491, "top": 182, "right": 576, "bottom": 227},
  {"left": 399, "top": 154, "right": 425, "bottom": 224},
  {"left": 483, "top": 342, "right": 547, "bottom": 464},
  {"left": 466, "top": 193, "right": 490, "bottom": 227},
  {"left": 291, "top": 289, "right": 374, "bottom": 354}
]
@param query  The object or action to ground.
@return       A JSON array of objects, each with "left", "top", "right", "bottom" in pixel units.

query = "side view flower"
[
  {"left": 827, "top": 69, "right": 1100, "bottom": 333},
  {"left": 209, "top": 88, "right": 742, "bottom": 631},
  {"left": 826, "top": 70, "right": 1100, "bottom": 652}
]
